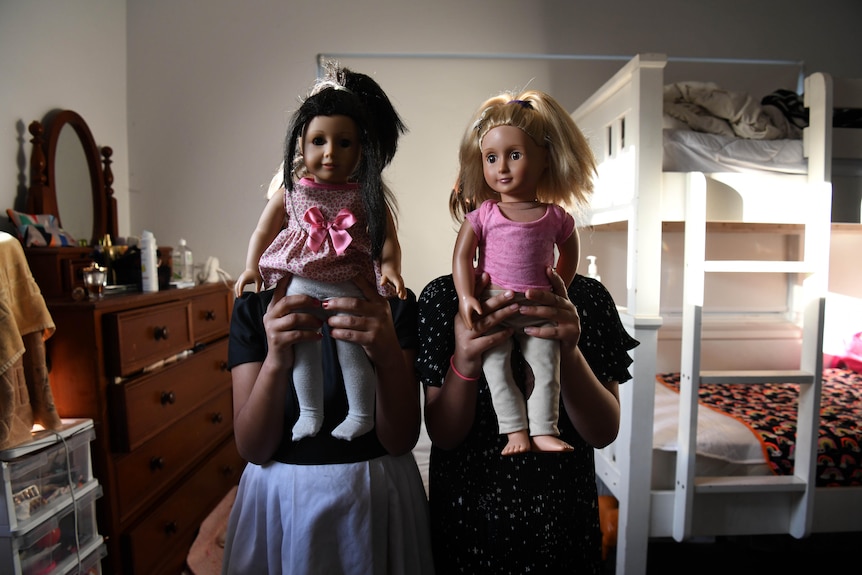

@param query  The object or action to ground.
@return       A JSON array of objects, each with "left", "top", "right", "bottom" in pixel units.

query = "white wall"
[
  {"left": 3, "top": 0, "right": 862, "bottom": 297},
  {"left": 0, "top": 0, "right": 129, "bottom": 237}
]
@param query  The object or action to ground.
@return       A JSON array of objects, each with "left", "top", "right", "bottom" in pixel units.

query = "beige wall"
[{"left": 3, "top": 0, "right": 862, "bottom": 297}]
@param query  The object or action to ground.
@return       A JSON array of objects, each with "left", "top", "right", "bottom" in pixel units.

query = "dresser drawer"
[
  {"left": 113, "top": 387, "right": 234, "bottom": 523},
  {"left": 190, "top": 287, "right": 232, "bottom": 343},
  {"left": 104, "top": 300, "right": 193, "bottom": 377},
  {"left": 109, "top": 339, "right": 230, "bottom": 452},
  {"left": 122, "top": 437, "right": 244, "bottom": 575}
]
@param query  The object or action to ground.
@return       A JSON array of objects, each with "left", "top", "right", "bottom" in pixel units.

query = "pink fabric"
[
  {"left": 259, "top": 178, "right": 390, "bottom": 296},
  {"left": 466, "top": 200, "right": 574, "bottom": 292},
  {"left": 304, "top": 207, "right": 357, "bottom": 255}
]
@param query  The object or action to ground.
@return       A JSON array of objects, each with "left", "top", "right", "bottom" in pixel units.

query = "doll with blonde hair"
[
  {"left": 451, "top": 89, "right": 597, "bottom": 455},
  {"left": 234, "top": 63, "right": 406, "bottom": 441}
]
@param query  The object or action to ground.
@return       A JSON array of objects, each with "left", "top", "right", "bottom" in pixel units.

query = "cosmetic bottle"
[
  {"left": 141, "top": 230, "right": 159, "bottom": 292},
  {"left": 172, "top": 238, "right": 194, "bottom": 283}
]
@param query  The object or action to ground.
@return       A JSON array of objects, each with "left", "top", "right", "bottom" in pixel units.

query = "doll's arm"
[
  {"left": 378, "top": 206, "right": 406, "bottom": 299},
  {"left": 554, "top": 227, "right": 580, "bottom": 288},
  {"left": 235, "top": 187, "right": 287, "bottom": 298},
  {"left": 452, "top": 222, "right": 483, "bottom": 330}
]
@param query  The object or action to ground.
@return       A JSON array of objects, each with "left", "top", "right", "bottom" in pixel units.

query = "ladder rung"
[
  {"left": 702, "top": 260, "right": 813, "bottom": 273},
  {"left": 698, "top": 370, "right": 816, "bottom": 385},
  {"left": 694, "top": 475, "right": 807, "bottom": 494}
]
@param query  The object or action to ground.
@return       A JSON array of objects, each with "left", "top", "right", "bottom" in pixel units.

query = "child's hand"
[
  {"left": 235, "top": 268, "right": 264, "bottom": 298},
  {"left": 324, "top": 275, "right": 399, "bottom": 365},
  {"left": 520, "top": 267, "right": 582, "bottom": 349},
  {"left": 453, "top": 273, "right": 518, "bottom": 374},
  {"left": 262, "top": 277, "right": 323, "bottom": 370}
]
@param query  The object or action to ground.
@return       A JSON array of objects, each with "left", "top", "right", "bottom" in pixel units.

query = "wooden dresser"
[{"left": 42, "top": 283, "right": 243, "bottom": 574}]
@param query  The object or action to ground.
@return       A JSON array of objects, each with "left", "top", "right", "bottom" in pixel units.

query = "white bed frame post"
[
  {"left": 617, "top": 55, "right": 666, "bottom": 575},
  {"left": 573, "top": 53, "right": 668, "bottom": 575}
]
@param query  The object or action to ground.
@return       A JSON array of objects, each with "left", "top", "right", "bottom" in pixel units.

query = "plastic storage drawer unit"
[
  {"left": 0, "top": 481, "right": 103, "bottom": 575},
  {"left": 0, "top": 420, "right": 95, "bottom": 536}
]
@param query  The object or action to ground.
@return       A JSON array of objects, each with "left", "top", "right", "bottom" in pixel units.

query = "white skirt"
[{"left": 221, "top": 452, "right": 434, "bottom": 575}]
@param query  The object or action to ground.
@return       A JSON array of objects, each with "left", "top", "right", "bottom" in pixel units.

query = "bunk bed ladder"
[{"left": 672, "top": 173, "right": 830, "bottom": 542}]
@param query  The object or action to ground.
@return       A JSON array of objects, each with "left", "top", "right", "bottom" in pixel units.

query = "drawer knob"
[
  {"left": 154, "top": 325, "right": 169, "bottom": 340},
  {"left": 161, "top": 391, "right": 176, "bottom": 405},
  {"left": 150, "top": 456, "right": 165, "bottom": 471},
  {"left": 220, "top": 361, "right": 228, "bottom": 372},
  {"left": 164, "top": 521, "right": 178, "bottom": 536},
  {"left": 205, "top": 309, "right": 217, "bottom": 321},
  {"left": 221, "top": 465, "right": 235, "bottom": 476},
  {"left": 211, "top": 412, "right": 224, "bottom": 424}
]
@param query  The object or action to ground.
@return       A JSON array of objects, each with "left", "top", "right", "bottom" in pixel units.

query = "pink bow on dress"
[{"left": 304, "top": 207, "right": 357, "bottom": 255}]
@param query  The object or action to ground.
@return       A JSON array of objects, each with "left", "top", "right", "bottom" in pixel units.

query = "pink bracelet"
[{"left": 450, "top": 355, "right": 480, "bottom": 382}]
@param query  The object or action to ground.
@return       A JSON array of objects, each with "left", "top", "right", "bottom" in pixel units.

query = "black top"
[
  {"left": 415, "top": 274, "right": 639, "bottom": 574},
  {"left": 228, "top": 288, "right": 418, "bottom": 464}
]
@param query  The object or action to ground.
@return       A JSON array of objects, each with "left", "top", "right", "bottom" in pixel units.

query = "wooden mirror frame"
[{"left": 26, "top": 109, "right": 118, "bottom": 245}]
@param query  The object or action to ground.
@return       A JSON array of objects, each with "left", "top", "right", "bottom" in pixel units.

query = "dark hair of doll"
[{"left": 283, "top": 67, "right": 406, "bottom": 259}]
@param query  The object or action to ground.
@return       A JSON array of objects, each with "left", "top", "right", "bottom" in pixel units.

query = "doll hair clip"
[{"left": 507, "top": 99, "right": 533, "bottom": 109}]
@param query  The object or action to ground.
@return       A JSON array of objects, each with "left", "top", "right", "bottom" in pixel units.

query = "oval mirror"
[
  {"left": 27, "top": 109, "right": 117, "bottom": 246},
  {"left": 54, "top": 125, "right": 93, "bottom": 242}
]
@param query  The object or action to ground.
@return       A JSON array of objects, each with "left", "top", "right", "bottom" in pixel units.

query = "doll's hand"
[
  {"left": 235, "top": 268, "right": 264, "bottom": 298},
  {"left": 379, "top": 269, "right": 407, "bottom": 300},
  {"left": 458, "top": 296, "right": 484, "bottom": 331},
  {"left": 262, "top": 278, "right": 323, "bottom": 371},
  {"left": 520, "top": 266, "right": 582, "bottom": 349}
]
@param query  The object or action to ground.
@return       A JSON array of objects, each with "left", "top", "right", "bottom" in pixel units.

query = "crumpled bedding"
[{"left": 664, "top": 81, "right": 803, "bottom": 140}]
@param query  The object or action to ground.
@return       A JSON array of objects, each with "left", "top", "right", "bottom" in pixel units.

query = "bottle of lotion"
[{"left": 141, "top": 230, "right": 159, "bottom": 292}]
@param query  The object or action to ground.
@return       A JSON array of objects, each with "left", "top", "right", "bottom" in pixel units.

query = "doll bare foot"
[
  {"left": 531, "top": 435, "right": 574, "bottom": 453},
  {"left": 331, "top": 414, "right": 374, "bottom": 441},
  {"left": 292, "top": 414, "right": 323, "bottom": 441},
  {"left": 501, "top": 430, "right": 531, "bottom": 456}
]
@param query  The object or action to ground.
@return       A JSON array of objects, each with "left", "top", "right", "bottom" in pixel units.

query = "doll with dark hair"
[
  {"left": 234, "top": 64, "right": 407, "bottom": 442},
  {"left": 451, "top": 90, "right": 597, "bottom": 455},
  {"left": 222, "top": 66, "right": 433, "bottom": 575}
]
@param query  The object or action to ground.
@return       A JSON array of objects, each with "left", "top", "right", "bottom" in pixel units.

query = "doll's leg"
[
  {"left": 482, "top": 337, "right": 530, "bottom": 455},
  {"left": 291, "top": 338, "right": 325, "bottom": 440},
  {"left": 286, "top": 276, "right": 325, "bottom": 440},
  {"left": 291, "top": 277, "right": 376, "bottom": 440},
  {"left": 331, "top": 339, "right": 376, "bottom": 440},
  {"left": 519, "top": 333, "right": 571, "bottom": 452}
]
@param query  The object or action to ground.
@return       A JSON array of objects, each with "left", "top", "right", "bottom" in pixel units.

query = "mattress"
[
  {"left": 656, "top": 369, "right": 862, "bottom": 487},
  {"left": 662, "top": 128, "right": 807, "bottom": 175}
]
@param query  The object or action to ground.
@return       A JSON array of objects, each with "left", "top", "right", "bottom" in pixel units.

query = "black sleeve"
[
  {"left": 415, "top": 275, "right": 459, "bottom": 388},
  {"left": 568, "top": 275, "right": 640, "bottom": 384},
  {"left": 227, "top": 289, "right": 274, "bottom": 370}
]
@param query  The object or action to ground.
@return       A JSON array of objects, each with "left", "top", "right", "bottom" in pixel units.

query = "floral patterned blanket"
[{"left": 657, "top": 368, "right": 862, "bottom": 487}]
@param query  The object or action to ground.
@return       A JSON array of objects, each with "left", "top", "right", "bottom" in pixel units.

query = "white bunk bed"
[{"left": 571, "top": 53, "right": 862, "bottom": 574}]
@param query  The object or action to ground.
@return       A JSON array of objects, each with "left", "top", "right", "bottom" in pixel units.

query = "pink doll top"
[
  {"left": 259, "top": 177, "right": 392, "bottom": 297},
  {"left": 465, "top": 199, "right": 575, "bottom": 292}
]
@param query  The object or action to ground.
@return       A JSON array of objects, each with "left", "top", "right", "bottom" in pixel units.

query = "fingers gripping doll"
[
  {"left": 451, "top": 90, "right": 597, "bottom": 455},
  {"left": 236, "top": 63, "right": 407, "bottom": 441}
]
